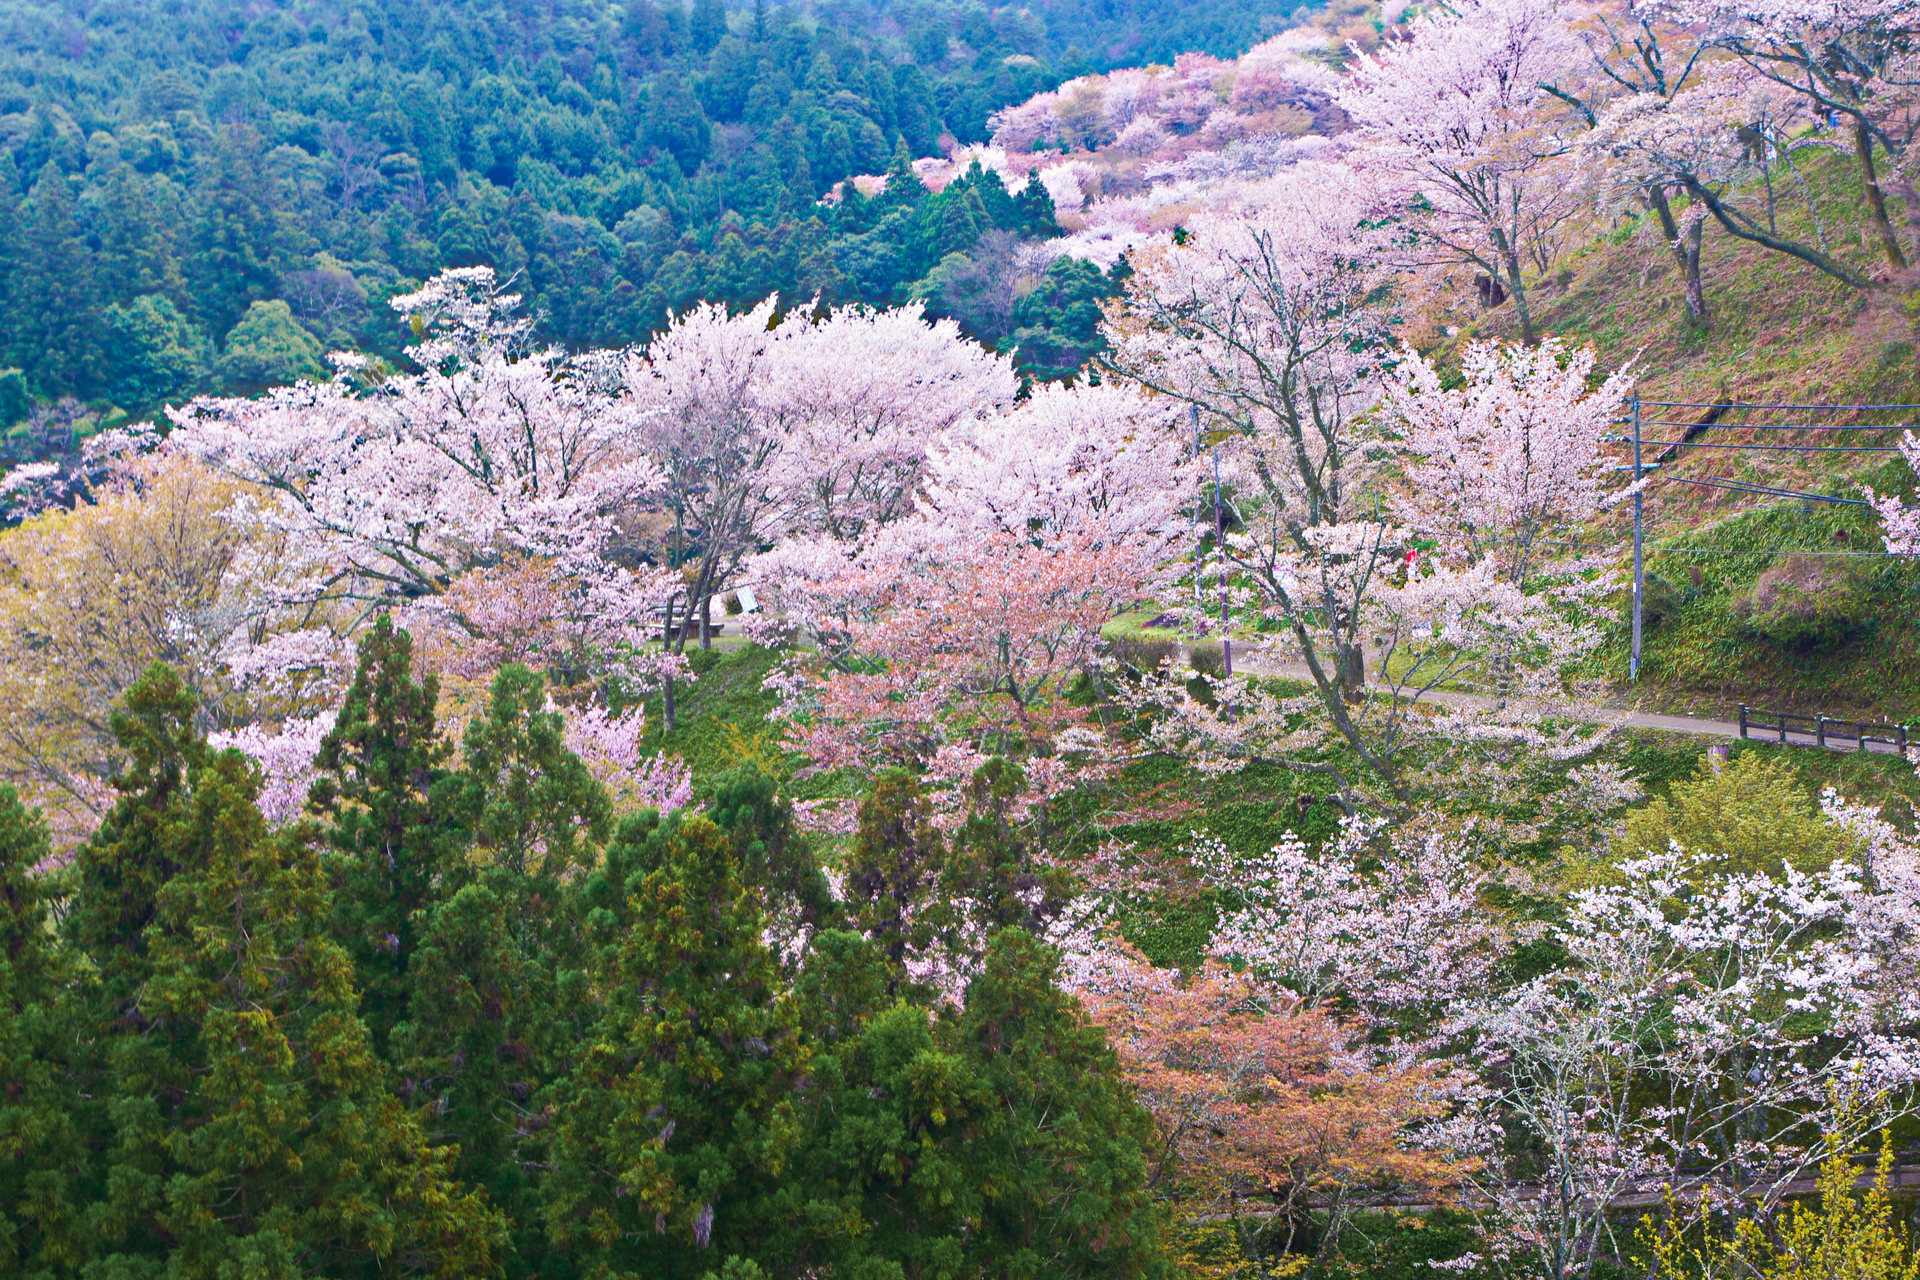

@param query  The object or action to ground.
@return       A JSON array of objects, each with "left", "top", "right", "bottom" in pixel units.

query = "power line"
[
  {"left": 1639, "top": 401, "right": 1920, "bottom": 411},
  {"left": 1663, "top": 475, "right": 1873, "bottom": 505},
  {"left": 1643, "top": 440, "right": 1901, "bottom": 452}
]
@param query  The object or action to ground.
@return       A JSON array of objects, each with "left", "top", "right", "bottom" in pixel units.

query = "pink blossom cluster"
[
  {"left": 1193, "top": 817, "right": 1513, "bottom": 1018},
  {"left": 209, "top": 710, "right": 338, "bottom": 826},
  {"left": 557, "top": 699, "right": 694, "bottom": 815}
]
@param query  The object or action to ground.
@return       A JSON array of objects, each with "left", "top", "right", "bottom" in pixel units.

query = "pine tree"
[
  {"left": 186, "top": 127, "right": 281, "bottom": 340},
  {"left": 92, "top": 164, "right": 187, "bottom": 306},
  {"left": 878, "top": 139, "right": 927, "bottom": 209},
  {"left": 933, "top": 930, "right": 1169, "bottom": 1278},
  {"left": 79, "top": 666, "right": 506, "bottom": 1279},
  {"left": 927, "top": 185, "right": 986, "bottom": 259},
  {"left": 544, "top": 811, "right": 808, "bottom": 1276},
  {"left": 1014, "top": 168, "right": 1062, "bottom": 238}
]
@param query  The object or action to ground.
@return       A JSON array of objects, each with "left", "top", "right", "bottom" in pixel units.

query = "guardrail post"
[
  {"left": 1902, "top": 725, "right": 1910, "bottom": 755},
  {"left": 1778, "top": 713, "right": 1787, "bottom": 744},
  {"left": 1817, "top": 717, "right": 1827, "bottom": 748}
]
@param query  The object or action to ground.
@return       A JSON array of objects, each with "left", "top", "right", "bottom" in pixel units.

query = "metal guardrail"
[{"left": 1738, "top": 705, "right": 1910, "bottom": 755}]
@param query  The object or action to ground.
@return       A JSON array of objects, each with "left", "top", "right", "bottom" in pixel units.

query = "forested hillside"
[
  {"left": 0, "top": 0, "right": 1331, "bottom": 435},
  {"left": 11, "top": 0, "right": 1920, "bottom": 1278}
]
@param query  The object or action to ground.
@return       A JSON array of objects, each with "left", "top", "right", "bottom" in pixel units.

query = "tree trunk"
[
  {"left": 1680, "top": 214, "right": 1707, "bottom": 328},
  {"left": 1493, "top": 234, "right": 1537, "bottom": 345},
  {"left": 1854, "top": 117, "right": 1909, "bottom": 271},
  {"left": 699, "top": 593, "right": 712, "bottom": 650},
  {"left": 1646, "top": 186, "right": 1709, "bottom": 330},
  {"left": 662, "top": 674, "right": 676, "bottom": 732},
  {"left": 1338, "top": 641, "right": 1365, "bottom": 703}
]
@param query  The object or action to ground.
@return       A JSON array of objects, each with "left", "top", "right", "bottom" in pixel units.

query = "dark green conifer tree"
[
  {"left": 705, "top": 764, "right": 835, "bottom": 941},
  {"left": 391, "top": 662, "right": 609, "bottom": 1270},
  {"left": 78, "top": 666, "right": 506, "bottom": 1279},
  {"left": 17, "top": 161, "right": 100, "bottom": 398},
  {"left": 784, "top": 931, "right": 1169, "bottom": 1278},
  {"left": 841, "top": 769, "right": 945, "bottom": 987},
  {"left": 0, "top": 154, "right": 26, "bottom": 375},
  {"left": 544, "top": 811, "right": 808, "bottom": 1276},
  {"left": 941, "top": 757, "right": 1073, "bottom": 935},
  {"left": 0, "top": 787, "right": 91, "bottom": 1278},
  {"left": 310, "top": 615, "right": 452, "bottom": 1053}
]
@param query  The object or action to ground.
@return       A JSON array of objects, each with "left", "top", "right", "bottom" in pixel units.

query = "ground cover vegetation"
[{"left": 9, "top": 0, "right": 1920, "bottom": 1276}]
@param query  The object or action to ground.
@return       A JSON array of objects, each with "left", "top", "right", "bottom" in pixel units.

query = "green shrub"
[{"left": 1732, "top": 554, "right": 1883, "bottom": 650}]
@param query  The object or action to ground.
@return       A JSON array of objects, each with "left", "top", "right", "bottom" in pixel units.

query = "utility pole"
[
  {"left": 1192, "top": 406, "right": 1204, "bottom": 618},
  {"left": 1630, "top": 393, "right": 1643, "bottom": 682},
  {"left": 1190, "top": 404, "right": 1236, "bottom": 675},
  {"left": 1194, "top": 405, "right": 1233, "bottom": 678}
]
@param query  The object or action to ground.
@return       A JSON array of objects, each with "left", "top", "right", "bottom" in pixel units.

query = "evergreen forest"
[{"left": 0, "top": 0, "right": 1293, "bottom": 440}]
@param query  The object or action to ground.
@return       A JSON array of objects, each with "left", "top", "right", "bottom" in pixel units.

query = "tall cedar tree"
[
  {"left": 310, "top": 615, "right": 452, "bottom": 1055},
  {"left": 706, "top": 764, "right": 838, "bottom": 944},
  {"left": 395, "top": 663, "right": 610, "bottom": 1273},
  {"left": 0, "top": 786, "right": 90, "bottom": 1276},
  {"left": 544, "top": 810, "right": 808, "bottom": 1277},
  {"left": 77, "top": 664, "right": 505, "bottom": 1278},
  {"left": 942, "top": 757, "right": 1073, "bottom": 936},
  {"left": 842, "top": 768, "right": 945, "bottom": 988},
  {"left": 778, "top": 930, "right": 1171, "bottom": 1278}
]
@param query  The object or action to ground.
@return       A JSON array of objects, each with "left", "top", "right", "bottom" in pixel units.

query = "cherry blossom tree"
[
  {"left": 773, "top": 529, "right": 1142, "bottom": 815},
  {"left": 1190, "top": 817, "right": 1517, "bottom": 1023},
  {"left": 1108, "top": 171, "right": 1627, "bottom": 819},
  {"left": 1582, "top": 58, "right": 1871, "bottom": 291},
  {"left": 917, "top": 380, "right": 1197, "bottom": 549},
  {"left": 1106, "top": 160, "right": 1399, "bottom": 707},
  {"left": 1699, "top": 0, "right": 1920, "bottom": 272},
  {"left": 0, "top": 455, "right": 288, "bottom": 846},
  {"left": 405, "top": 555, "right": 688, "bottom": 694},
  {"left": 1339, "top": 0, "right": 1585, "bottom": 345},
  {"left": 208, "top": 710, "right": 338, "bottom": 826},
  {"left": 1867, "top": 429, "right": 1920, "bottom": 555},
  {"left": 1437, "top": 842, "right": 1920, "bottom": 1280},
  {"left": 167, "top": 269, "right": 673, "bottom": 682},
  {"left": 1554, "top": 0, "right": 1723, "bottom": 325},
  {"left": 1389, "top": 339, "right": 1632, "bottom": 586},
  {"left": 557, "top": 699, "right": 694, "bottom": 816},
  {"left": 630, "top": 297, "right": 1015, "bottom": 648}
]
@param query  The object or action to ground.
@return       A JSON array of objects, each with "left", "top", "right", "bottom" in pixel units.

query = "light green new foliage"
[
  {"left": 1640, "top": 1138, "right": 1919, "bottom": 1280},
  {"left": 1618, "top": 752, "right": 1861, "bottom": 878}
]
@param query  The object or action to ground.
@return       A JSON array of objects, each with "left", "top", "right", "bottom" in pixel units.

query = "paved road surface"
[{"left": 1227, "top": 649, "right": 1902, "bottom": 755}]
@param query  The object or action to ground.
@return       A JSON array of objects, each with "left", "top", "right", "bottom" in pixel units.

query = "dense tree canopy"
[{"left": 0, "top": 0, "right": 1300, "bottom": 436}]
